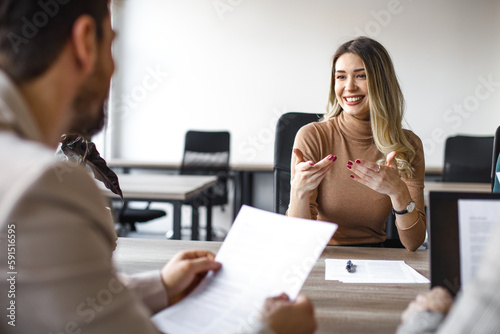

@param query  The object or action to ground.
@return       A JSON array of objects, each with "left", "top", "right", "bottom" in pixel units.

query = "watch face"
[{"left": 407, "top": 201, "right": 415, "bottom": 212}]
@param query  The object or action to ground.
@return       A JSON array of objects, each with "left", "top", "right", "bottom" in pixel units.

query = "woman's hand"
[
  {"left": 347, "top": 151, "right": 406, "bottom": 197},
  {"left": 292, "top": 148, "right": 336, "bottom": 196},
  {"left": 288, "top": 148, "right": 336, "bottom": 219}
]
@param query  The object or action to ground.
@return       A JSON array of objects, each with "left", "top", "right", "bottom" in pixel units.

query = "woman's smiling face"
[{"left": 334, "top": 53, "right": 370, "bottom": 120}]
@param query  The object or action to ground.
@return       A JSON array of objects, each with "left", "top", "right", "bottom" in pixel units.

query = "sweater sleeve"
[
  {"left": 119, "top": 271, "right": 169, "bottom": 315},
  {"left": 396, "top": 132, "right": 427, "bottom": 251},
  {"left": 396, "top": 311, "right": 444, "bottom": 334}
]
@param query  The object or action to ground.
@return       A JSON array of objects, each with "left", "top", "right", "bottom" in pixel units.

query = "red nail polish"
[
  {"left": 347, "top": 165, "right": 352, "bottom": 169},
  {"left": 355, "top": 159, "right": 361, "bottom": 164},
  {"left": 347, "top": 161, "right": 353, "bottom": 166},
  {"left": 309, "top": 162, "right": 314, "bottom": 166},
  {"left": 332, "top": 156, "right": 337, "bottom": 162},
  {"left": 328, "top": 155, "right": 334, "bottom": 161},
  {"left": 350, "top": 175, "right": 355, "bottom": 179}
]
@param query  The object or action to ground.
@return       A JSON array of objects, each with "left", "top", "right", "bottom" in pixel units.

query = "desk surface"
[
  {"left": 423, "top": 181, "right": 491, "bottom": 205},
  {"left": 114, "top": 238, "right": 429, "bottom": 334},
  {"left": 424, "top": 181, "right": 491, "bottom": 193},
  {"left": 99, "top": 173, "right": 217, "bottom": 201},
  {"left": 108, "top": 159, "right": 274, "bottom": 172}
]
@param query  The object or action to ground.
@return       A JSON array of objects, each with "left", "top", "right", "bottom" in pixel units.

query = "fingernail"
[
  {"left": 347, "top": 165, "right": 352, "bottom": 169},
  {"left": 347, "top": 161, "right": 353, "bottom": 166},
  {"left": 328, "top": 155, "right": 334, "bottom": 161},
  {"left": 309, "top": 162, "right": 314, "bottom": 166},
  {"left": 350, "top": 175, "right": 355, "bottom": 179},
  {"left": 355, "top": 159, "right": 361, "bottom": 164},
  {"left": 332, "top": 156, "right": 337, "bottom": 162}
]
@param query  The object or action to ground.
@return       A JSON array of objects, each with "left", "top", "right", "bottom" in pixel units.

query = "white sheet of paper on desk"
[
  {"left": 458, "top": 199, "right": 500, "bottom": 289},
  {"left": 325, "top": 259, "right": 429, "bottom": 283},
  {"left": 152, "top": 205, "right": 337, "bottom": 334}
]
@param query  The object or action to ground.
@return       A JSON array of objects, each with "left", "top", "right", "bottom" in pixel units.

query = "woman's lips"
[{"left": 343, "top": 96, "right": 365, "bottom": 106}]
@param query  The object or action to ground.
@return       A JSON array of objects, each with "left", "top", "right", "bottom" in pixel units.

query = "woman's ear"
[{"left": 71, "top": 15, "right": 98, "bottom": 75}]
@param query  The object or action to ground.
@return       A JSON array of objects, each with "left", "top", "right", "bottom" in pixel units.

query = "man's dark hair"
[{"left": 0, "top": 0, "right": 109, "bottom": 83}]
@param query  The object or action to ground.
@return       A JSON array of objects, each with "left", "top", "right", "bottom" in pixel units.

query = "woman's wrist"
[
  {"left": 290, "top": 180, "right": 311, "bottom": 200},
  {"left": 288, "top": 185, "right": 313, "bottom": 219},
  {"left": 389, "top": 180, "right": 412, "bottom": 211}
]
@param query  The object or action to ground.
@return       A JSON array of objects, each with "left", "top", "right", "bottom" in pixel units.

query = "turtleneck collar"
[{"left": 335, "top": 111, "right": 373, "bottom": 142}]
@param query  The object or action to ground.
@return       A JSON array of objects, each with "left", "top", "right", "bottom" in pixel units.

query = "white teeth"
[{"left": 346, "top": 97, "right": 362, "bottom": 102}]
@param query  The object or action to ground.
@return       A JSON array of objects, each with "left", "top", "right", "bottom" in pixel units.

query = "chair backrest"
[
  {"left": 442, "top": 135, "right": 494, "bottom": 183},
  {"left": 491, "top": 126, "right": 500, "bottom": 191},
  {"left": 273, "top": 112, "right": 323, "bottom": 214},
  {"left": 181, "top": 131, "right": 230, "bottom": 206}
]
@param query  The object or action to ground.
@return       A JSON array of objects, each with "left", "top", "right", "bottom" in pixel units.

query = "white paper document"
[
  {"left": 325, "top": 259, "right": 429, "bottom": 283},
  {"left": 458, "top": 199, "right": 500, "bottom": 288},
  {"left": 152, "top": 205, "right": 337, "bottom": 334}
]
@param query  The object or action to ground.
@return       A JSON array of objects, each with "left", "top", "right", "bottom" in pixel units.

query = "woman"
[{"left": 288, "top": 37, "right": 426, "bottom": 251}]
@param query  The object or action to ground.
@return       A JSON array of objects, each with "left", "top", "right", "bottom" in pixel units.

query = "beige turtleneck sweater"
[{"left": 291, "top": 111, "right": 426, "bottom": 250}]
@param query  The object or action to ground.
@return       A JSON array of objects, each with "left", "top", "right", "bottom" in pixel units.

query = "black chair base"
[{"left": 114, "top": 207, "right": 166, "bottom": 236}]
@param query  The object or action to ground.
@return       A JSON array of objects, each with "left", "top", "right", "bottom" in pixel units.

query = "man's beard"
[
  {"left": 67, "top": 66, "right": 110, "bottom": 140},
  {"left": 67, "top": 95, "right": 107, "bottom": 140}
]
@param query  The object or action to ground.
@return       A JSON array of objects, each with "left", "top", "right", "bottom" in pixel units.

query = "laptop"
[{"left": 428, "top": 191, "right": 500, "bottom": 296}]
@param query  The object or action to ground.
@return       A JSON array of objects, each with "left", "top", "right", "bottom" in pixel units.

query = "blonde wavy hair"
[{"left": 324, "top": 36, "right": 416, "bottom": 178}]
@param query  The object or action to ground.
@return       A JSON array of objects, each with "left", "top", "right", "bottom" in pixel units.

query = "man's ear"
[{"left": 71, "top": 15, "right": 98, "bottom": 75}]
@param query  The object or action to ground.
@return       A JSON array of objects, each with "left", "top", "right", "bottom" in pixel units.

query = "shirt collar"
[{"left": 0, "top": 70, "right": 44, "bottom": 143}]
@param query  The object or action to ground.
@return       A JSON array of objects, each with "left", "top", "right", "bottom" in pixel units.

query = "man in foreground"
[{"left": 0, "top": 1, "right": 316, "bottom": 333}]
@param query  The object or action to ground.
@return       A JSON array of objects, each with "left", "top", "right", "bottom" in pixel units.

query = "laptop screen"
[{"left": 428, "top": 191, "right": 500, "bottom": 297}]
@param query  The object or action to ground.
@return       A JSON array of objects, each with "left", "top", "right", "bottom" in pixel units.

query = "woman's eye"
[
  {"left": 336, "top": 75, "right": 346, "bottom": 80},
  {"left": 357, "top": 74, "right": 367, "bottom": 79}
]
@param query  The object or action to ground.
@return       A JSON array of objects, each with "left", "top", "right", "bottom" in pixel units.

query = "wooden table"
[
  {"left": 99, "top": 174, "right": 217, "bottom": 240},
  {"left": 107, "top": 159, "right": 275, "bottom": 219},
  {"left": 424, "top": 181, "right": 491, "bottom": 206},
  {"left": 114, "top": 238, "right": 429, "bottom": 334},
  {"left": 107, "top": 159, "right": 273, "bottom": 172}
]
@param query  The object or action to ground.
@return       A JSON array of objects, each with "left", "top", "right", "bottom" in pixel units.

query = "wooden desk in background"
[
  {"left": 99, "top": 174, "right": 217, "bottom": 240},
  {"left": 107, "top": 159, "right": 274, "bottom": 219},
  {"left": 423, "top": 181, "right": 491, "bottom": 206},
  {"left": 114, "top": 238, "right": 429, "bottom": 334}
]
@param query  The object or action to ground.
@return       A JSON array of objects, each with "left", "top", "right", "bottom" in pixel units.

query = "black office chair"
[
  {"left": 273, "top": 112, "right": 403, "bottom": 248},
  {"left": 491, "top": 126, "right": 500, "bottom": 191},
  {"left": 112, "top": 200, "right": 167, "bottom": 236},
  {"left": 273, "top": 112, "right": 323, "bottom": 214},
  {"left": 442, "top": 135, "right": 494, "bottom": 183},
  {"left": 180, "top": 130, "right": 230, "bottom": 240}
]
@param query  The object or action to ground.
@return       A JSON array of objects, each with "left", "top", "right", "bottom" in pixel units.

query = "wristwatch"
[{"left": 393, "top": 200, "right": 415, "bottom": 215}]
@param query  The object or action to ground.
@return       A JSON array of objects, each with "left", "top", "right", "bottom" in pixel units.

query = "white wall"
[{"left": 107, "top": 0, "right": 500, "bottom": 168}]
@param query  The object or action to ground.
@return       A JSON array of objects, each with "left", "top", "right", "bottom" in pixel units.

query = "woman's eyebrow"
[{"left": 335, "top": 68, "right": 365, "bottom": 73}]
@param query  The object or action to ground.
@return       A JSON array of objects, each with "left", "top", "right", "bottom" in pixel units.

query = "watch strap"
[
  {"left": 393, "top": 200, "right": 414, "bottom": 215},
  {"left": 392, "top": 207, "right": 408, "bottom": 215}
]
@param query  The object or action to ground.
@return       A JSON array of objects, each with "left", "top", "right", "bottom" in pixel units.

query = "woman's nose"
[{"left": 346, "top": 77, "right": 357, "bottom": 91}]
